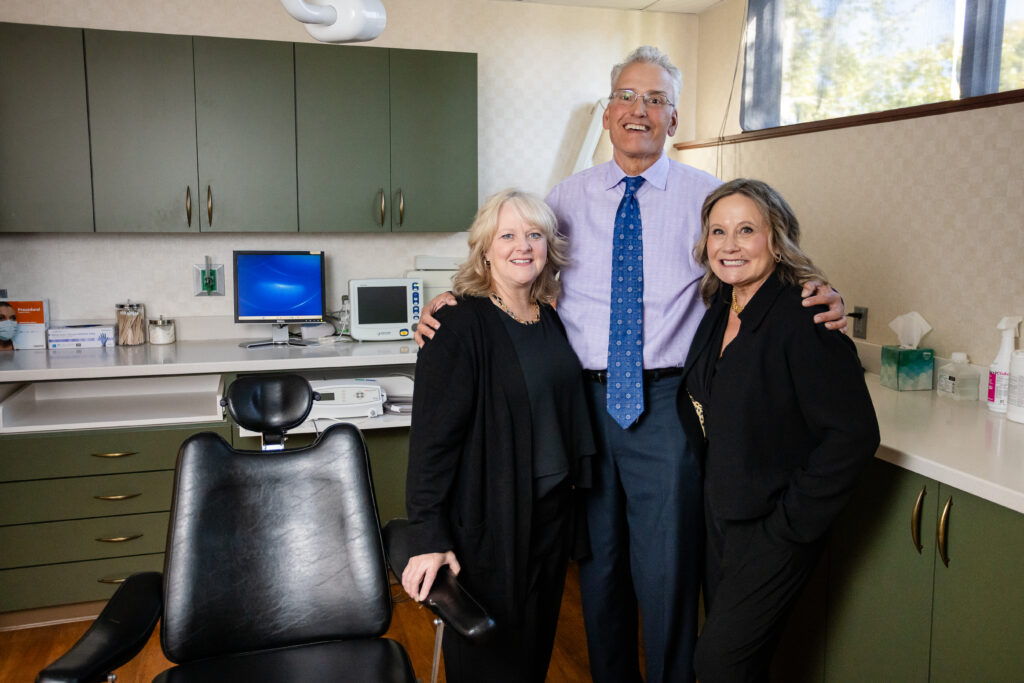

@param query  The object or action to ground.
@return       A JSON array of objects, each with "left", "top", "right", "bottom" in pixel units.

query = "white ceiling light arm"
[{"left": 280, "top": 0, "right": 386, "bottom": 44}]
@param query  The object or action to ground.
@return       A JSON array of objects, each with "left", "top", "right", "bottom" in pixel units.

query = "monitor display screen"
[
  {"left": 355, "top": 285, "right": 409, "bottom": 324},
  {"left": 233, "top": 251, "right": 326, "bottom": 323}
]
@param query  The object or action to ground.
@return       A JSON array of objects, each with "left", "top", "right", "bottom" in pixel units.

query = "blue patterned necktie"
[{"left": 607, "top": 175, "right": 645, "bottom": 428}]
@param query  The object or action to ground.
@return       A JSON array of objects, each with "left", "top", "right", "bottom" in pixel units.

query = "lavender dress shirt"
[{"left": 545, "top": 153, "right": 721, "bottom": 371}]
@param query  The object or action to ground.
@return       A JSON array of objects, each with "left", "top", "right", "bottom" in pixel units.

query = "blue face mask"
[{"left": 0, "top": 319, "right": 18, "bottom": 341}]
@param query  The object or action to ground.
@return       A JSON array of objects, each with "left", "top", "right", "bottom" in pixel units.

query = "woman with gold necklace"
[{"left": 402, "top": 189, "right": 594, "bottom": 682}]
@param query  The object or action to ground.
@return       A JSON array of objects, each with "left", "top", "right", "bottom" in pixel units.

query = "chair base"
[{"left": 153, "top": 639, "right": 415, "bottom": 683}]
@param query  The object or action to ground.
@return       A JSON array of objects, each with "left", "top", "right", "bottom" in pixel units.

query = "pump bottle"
[{"left": 987, "top": 316, "right": 1022, "bottom": 413}]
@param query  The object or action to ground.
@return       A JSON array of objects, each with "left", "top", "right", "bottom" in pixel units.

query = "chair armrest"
[
  {"left": 37, "top": 571, "right": 163, "bottom": 683},
  {"left": 382, "top": 519, "right": 497, "bottom": 644}
]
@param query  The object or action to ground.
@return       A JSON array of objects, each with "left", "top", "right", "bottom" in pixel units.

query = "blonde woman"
[{"left": 402, "top": 189, "right": 594, "bottom": 682}]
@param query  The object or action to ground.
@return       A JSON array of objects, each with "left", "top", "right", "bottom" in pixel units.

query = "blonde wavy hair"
[
  {"left": 694, "top": 178, "right": 828, "bottom": 306},
  {"left": 451, "top": 189, "right": 568, "bottom": 305}
]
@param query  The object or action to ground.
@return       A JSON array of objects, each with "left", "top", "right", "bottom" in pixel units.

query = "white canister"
[
  {"left": 148, "top": 316, "right": 176, "bottom": 345},
  {"left": 1007, "top": 350, "right": 1024, "bottom": 424}
]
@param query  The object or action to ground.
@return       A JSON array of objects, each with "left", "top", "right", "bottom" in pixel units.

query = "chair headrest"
[{"left": 222, "top": 374, "right": 315, "bottom": 437}]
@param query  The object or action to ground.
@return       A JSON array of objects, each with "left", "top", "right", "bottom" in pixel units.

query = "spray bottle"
[{"left": 987, "top": 316, "right": 1022, "bottom": 413}]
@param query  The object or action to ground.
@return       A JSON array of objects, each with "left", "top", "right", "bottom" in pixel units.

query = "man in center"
[{"left": 420, "top": 46, "right": 846, "bottom": 682}]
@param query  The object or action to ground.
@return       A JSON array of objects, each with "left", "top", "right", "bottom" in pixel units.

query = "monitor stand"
[{"left": 239, "top": 323, "right": 315, "bottom": 349}]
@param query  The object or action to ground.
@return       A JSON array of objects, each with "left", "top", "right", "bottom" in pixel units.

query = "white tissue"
[{"left": 889, "top": 312, "right": 932, "bottom": 349}]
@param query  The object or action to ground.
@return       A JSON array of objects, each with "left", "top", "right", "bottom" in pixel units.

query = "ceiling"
[{"left": 490, "top": 0, "right": 723, "bottom": 14}]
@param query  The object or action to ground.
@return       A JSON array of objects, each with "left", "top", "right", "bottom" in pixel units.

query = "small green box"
[{"left": 881, "top": 346, "right": 934, "bottom": 391}]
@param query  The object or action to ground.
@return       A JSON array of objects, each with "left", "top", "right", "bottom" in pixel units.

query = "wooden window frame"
[{"left": 674, "top": 88, "right": 1024, "bottom": 151}]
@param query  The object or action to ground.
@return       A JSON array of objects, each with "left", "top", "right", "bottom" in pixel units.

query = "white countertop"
[
  {"left": 0, "top": 342, "right": 1021, "bottom": 515},
  {"left": 0, "top": 338, "right": 418, "bottom": 383},
  {"left": 867, "top": 374, "right": 1024, "bottom": 514}
]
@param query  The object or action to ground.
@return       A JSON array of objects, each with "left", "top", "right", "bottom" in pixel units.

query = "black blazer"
[
  {"left": 679, "top": 272, "right": 880, "bottom": 545},
  {"left": 405, "top": 296, "right": 593, "bottom": 624}
]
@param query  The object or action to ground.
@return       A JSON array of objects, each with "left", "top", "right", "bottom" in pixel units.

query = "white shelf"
[{"left": 0, "top": 375, "right": 224, "bottom": 433}]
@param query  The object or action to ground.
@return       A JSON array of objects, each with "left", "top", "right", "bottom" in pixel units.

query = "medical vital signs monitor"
[
  {"left": 348, "top": 278, "right": 422, "bottom": 341},
  {"left": 234, "top": 250, "right": 326, "bottom": 348}
]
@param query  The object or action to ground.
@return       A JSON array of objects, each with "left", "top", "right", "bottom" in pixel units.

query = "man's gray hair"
[{"left": 610, "top": 46, "right": 682, "bottom": 107}]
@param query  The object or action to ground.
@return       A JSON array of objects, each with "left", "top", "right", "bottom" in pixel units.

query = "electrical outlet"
[
  {"left": 193, "top": 264, "right": 225, "bottom": 296},
  {"left": 853, "top": 306, "right": 868, "bottom": 339}
]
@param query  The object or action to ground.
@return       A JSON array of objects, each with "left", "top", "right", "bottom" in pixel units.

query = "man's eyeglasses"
[{"left": 608, "top": 89, "right": 675, "bottom": 108}]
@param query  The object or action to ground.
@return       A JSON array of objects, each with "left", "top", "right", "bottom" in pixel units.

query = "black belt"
[{"left": 584, "top": 367, "right": 683, "bottom": 384}]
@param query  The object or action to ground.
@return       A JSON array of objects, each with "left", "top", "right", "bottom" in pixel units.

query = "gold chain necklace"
[
  {"left": 730, "top": 289, "right": 744, "bottom": 314},
  {"left": 490, "top": 293, "right": 540, "bottom": 325}
]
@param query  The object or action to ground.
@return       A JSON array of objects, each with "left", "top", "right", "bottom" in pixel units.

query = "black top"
[
  {"left": 679, "top": 271, "right": 880, "bottom": 545},
  {"left": 405, "top": 295, "right": 594, "bottom": 623},
  {"left": 498, "top": 308, "right": 580, "bottom": 495}
]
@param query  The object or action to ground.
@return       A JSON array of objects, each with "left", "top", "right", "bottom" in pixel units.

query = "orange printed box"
[{"left": 0, "top": 299, "right": 50, "bottom": 350}]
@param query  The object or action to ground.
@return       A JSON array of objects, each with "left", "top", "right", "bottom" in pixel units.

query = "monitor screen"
[
  {"left": 233, "top": 251, "right": 326, "bottom": 323},
  {"left": 355, "top": 285, "right": 409, "bottom": 324}
]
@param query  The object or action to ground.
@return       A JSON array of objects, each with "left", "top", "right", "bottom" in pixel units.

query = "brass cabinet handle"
[
  {"left": 378, "top": 189, "right": 386, "bottom": 226},
  {"left": 96, "top": 534, "right": 143, "bottom": 543},
  {"left": 186, "top": 186, "right": 192, "bottom": 227},
  {"left": 98, "top": 576, "right": 127, "bottom": 585},
  {"left": 398, "top": 188, "right": 404, "bottom": 226},
  {"left": 937, "top": 496, "right": 952, "bottom": 567},
  {"left": 90, "top": 451, "right": 138, "bottom": 458},
  {"left": 911, "top": 485, "right": 926, "bottom": 553},
  {"left": 93, "top": 493, "right": 141, "bottom": 501},
  {"left": 207, "top": 185, "right": 213, "bottom": 226}
]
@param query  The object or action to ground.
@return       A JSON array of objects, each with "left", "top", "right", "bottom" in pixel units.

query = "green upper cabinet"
[
  {"left": 295, "top": 44, "right": 391, "bottom": 232},
  {"left": 0, "top": 23, "right": 93, "bottom": 232},
  {"left": 389, "top": 49, "right": 477, "bottom": 233},
  {"left": 929, "top": 483, "right": 1024, "bottom": 682},
  {"left": 193, "top": 37, "right": 298, "bottom": 232},
  {"left": 86, "top": 30, "right": 200, "bottom": 233}
]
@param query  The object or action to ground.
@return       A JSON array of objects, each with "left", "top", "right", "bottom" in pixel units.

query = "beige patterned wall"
[
  {"left": 679, "top": 0, "right": 1024, "bottom": 363},
  {"left": 0, "top": 0, "right": 698, "bottom": 322}
]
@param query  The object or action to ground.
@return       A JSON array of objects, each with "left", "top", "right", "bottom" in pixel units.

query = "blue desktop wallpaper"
[{"left": 235, "top": 253, "right": 324, "bottom": 320}]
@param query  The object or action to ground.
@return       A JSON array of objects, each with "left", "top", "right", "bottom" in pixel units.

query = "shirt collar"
[{"left": 603, "top": 151, "right": 670, "bottom": 191}]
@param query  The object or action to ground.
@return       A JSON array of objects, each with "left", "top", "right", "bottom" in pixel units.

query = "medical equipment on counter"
[{"left": 348, "top": 278, "right": 422, "bottom": 341}]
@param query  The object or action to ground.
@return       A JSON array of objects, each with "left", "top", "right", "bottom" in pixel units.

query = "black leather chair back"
[
  {"left": 222, "top": 373, "right": 315, "bottom": 437},
  {"left": 161, "top": 423, "right": 391, "bottom": 663}
]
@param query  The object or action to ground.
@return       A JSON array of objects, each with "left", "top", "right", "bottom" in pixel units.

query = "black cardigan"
[
  {"left": 679, "top": 272, "right": 880, "bottom": 545},
  {"left": 405, "top": 295, "right": 593, "bottom": 623}
]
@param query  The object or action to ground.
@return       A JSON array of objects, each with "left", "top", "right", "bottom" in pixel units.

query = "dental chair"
[{"left": 38, "top": 373, "right": 494, "bottom": 683}]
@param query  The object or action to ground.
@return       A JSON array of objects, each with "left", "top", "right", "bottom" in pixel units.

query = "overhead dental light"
[{"left": 280, "top": 0, "right": 386, "bottom": 43}]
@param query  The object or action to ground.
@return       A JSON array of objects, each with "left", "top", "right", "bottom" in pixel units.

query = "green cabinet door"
[
  {"left": 85, "top": 30, "right": 200, "bottom": 233},
  {"left": 296, "top": 44, "right": 391, "bottom": 232},
  {"left": 194, "top": 37, "right": 297, "bottom": 232},
  {"left": 824, "top": 458, "right": 937, "bottom": 682},
  {"left": 0, "top": 23, "right": 93, "bottom": 232},
  {"left": 389, "top": 49, "right": 477, "bottom": 233},
  {"left": 929, "top": 484, "right": 1024, "bottom": 682}
]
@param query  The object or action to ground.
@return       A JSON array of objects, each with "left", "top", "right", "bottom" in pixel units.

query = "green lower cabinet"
[
  {"left": 929, "top": 484, "right": 1024, "bottom": 682},
  {"left": 0, "top": 554, "right": 164, "bottom": 612},
  {"left": 825, "top": 459, "right": 938, "bottom": 681},
  {"left": 0, "top": 512, "right": 169, "bottom": 568}
]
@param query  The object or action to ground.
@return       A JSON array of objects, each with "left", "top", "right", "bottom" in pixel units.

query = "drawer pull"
[
  {"left": 97, "top": 576, "right": 128, "bottom": 585},
  {"left": 94, "top": 493, "right": 142, "bottom": 501},
  {"left": 937, "top": 496, "right": 952, "bottom": 567},
  {"left": 910, "top": 485, "right": 926, "bottom": 553},
  {"left": 96, "top": 534, "right": 143, "bottom": 543},
  {"left": 90, "top": 451, "right": 138, "bottom": 458}
]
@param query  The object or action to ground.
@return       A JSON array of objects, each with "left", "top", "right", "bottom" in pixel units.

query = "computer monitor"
[{"left": 233, "top": 250, "right": 326, "bottom": 348}]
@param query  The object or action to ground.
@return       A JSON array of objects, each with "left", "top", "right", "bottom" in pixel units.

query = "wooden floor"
[{"left": 0, "top": 562, "right": 594, "bottom": 682}]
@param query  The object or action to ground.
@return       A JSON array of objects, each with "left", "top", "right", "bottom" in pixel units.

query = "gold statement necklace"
[{"left": 490, "top": 293, "right": 540, "bottom": 325}]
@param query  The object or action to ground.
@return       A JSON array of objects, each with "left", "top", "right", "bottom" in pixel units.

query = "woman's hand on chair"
[{"left": 402, "top": 551, "right": 461, "bottom": 602}]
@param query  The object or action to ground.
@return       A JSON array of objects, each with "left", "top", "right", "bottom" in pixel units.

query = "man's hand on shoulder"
[
  {"left": 414, "top": 291, "right": 458, "bottom": 347},
  {"left": 801, "top": 281, "right": 848, "bottom": 333}
]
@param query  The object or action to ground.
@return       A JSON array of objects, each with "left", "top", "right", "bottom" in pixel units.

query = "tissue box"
[
  {"left": 1, "top": 299, "right": 49, "bottom": 350},
  {"left": 881, "top": 346, "right": 934, "bottom": 391}
]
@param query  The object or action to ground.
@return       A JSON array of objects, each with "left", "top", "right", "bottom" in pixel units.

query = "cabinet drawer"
[
  {"left": 0, "top": 553, "right": 164, "bottom": 612},
  {"left": 0, "top": 471, "right": 174, "bottom": 525},
  {"left": 0, "top": 512, "right": 169, "bottom": 569},
  {"left": 0, "top": 422, "right": 229, "bottom": 482}
]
